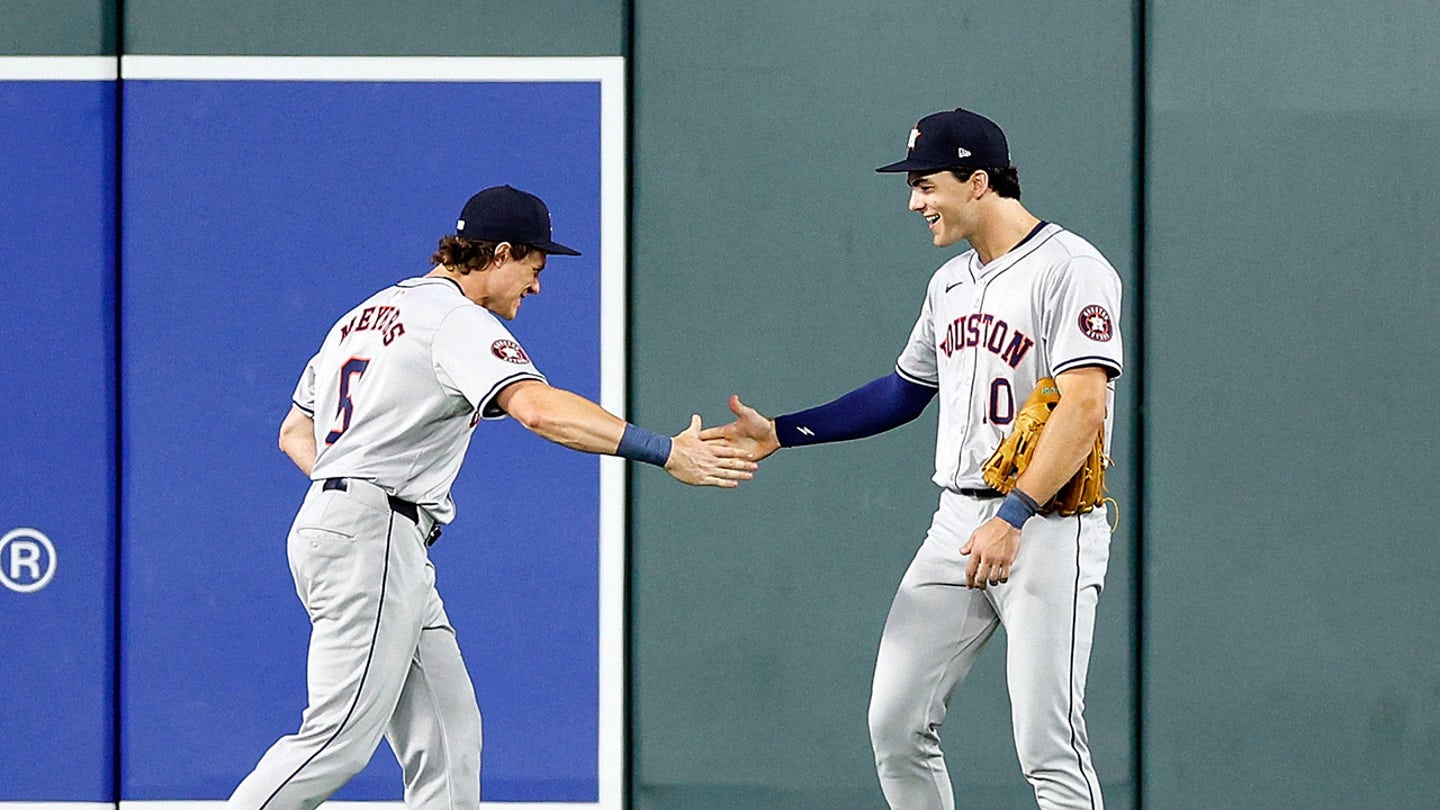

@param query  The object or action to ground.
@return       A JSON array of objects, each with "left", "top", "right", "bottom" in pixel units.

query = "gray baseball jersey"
[
  {"left": 893, "top": 222, "right": 1123, "bottom": 490},
  {"left": 293, "top": 275, "right": 546, "bottom": 524}
]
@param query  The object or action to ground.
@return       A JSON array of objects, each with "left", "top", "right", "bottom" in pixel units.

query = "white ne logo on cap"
[
  {"left": 908, "top": 128, "right": 921, "bottom": 149},
  {"left": 457, "top": 219, "right": 466, "bottom": 229},
  {"left": 956, "top": 147, "right": 972, "bottom": 159}
]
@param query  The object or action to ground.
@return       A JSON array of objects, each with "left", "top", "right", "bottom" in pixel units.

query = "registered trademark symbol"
[{"left": 0, "top": 528, "right": 57, "bottom": 593}]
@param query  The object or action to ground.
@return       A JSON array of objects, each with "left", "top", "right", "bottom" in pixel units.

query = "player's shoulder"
[
  {"left": 391, "top": 276, "right": 493, "bottom": 321},
  {"left": 1035, "top": 226, "right": 1120, "bottom": 282},
  {"left": 322, "top": 276, "right": 476, "bottom": 340},
  {"left": 1041, "top": 227, "right": 1115, "bottom": 267},
  {"left": 414, "top": 283, "right": 515, "bottom": 341},
  {"left": 394, "top": 275, "right": 470, "bottom": 305}
]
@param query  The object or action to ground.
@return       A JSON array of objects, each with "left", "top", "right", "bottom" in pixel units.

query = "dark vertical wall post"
[{"left": 1131, "top": 0, "right": 1148, "bottom": 807}]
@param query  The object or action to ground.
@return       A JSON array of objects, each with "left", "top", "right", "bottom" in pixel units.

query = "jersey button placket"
[{"left": 952, "top": 285, "right": 991, "bottom": 490}]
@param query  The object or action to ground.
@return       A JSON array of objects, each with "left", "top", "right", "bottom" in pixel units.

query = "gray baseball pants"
[
  {"left": 227, "top": 478, "right": 482, "bottom": 810},
  {"left": 868, "top": 489, "right": 1110, "bottom": 810}
]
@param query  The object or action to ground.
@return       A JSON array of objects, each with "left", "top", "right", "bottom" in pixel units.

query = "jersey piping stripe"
[
  {"left": 256, "top": 512, "right": 397, "bottom": 810},
  {"left": 895, "top": 364, "right": 939, "bottom": 389},
  {"left": 1052, "top": 356, "right": 1123, "bottom": 377},
  {"left": 477, "top": 370, "right": 547, "bottom": 417},
  {"left": 293, "top": 399, "right": 315, "bottom": 417},
  {"left": 1067, "top": 516, "right": 1099, "bottom": 809}
]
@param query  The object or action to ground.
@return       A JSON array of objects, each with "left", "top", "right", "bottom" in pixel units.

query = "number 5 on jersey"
[{"left": 325, "top": 357, "right": 370, "bottom": 445}]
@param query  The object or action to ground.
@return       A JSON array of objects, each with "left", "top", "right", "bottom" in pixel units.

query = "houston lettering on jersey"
[
  {"left": 339, "top": 305, "right": 407, "bottom": 346},
  {"left": 938, "top": 312, "right": 1035, "bottom": 368}
]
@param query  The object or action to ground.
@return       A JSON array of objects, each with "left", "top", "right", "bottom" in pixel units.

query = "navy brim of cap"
[
  {"left": 875, "top": 157, "right": 968, "bottom": 173},
  {"left": 532, "top": 239, "right": 582, "bottom": 256}
]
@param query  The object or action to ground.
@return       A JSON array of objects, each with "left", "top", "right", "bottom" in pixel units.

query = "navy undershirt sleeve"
[{"left": 774, "top": 372, "right": 937, "bottom": 447}]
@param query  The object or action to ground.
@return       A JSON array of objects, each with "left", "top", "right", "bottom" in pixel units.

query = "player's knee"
[
  {"left": 300, "top": 723, "right": 387, "bottom": 781},
  {"left": 1012, "top": 728, "right": 1072, "bottom": 779},
  {"left": 867, "top": 699, "right": 897, "bottom": 749},
  {"left": 329, "top": 743, "right": 382, "bottom": 782},
  {"left": 868, "top": 699, "right": 927, "bottom": 763}
]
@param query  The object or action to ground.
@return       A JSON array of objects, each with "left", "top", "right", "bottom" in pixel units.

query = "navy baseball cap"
[
  {"left": 455, "top": 185, "right": 581, "bottom": 256},
  {"left": 875, "top": 108, "right": 1010, "bottom": 174}
]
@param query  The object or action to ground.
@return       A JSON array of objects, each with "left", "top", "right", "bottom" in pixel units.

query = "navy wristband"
[
  {"left": 616, "top": 423, "right": 672, "bottom": 467},
  {"left": 997, "top": 489, "right": 1040, "bottom": 529}
]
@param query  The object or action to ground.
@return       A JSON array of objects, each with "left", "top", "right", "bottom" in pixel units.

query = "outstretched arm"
[
  {"left": 700, "top": 371, "right": 937, "bottom": 461},
  {"left": 495, "top": 379, "right": 758, "bottom": 487}
]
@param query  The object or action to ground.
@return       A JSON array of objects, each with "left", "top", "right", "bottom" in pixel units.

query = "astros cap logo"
[{"left": 877, "top": 108, "right": 1010, "bottom": 174}]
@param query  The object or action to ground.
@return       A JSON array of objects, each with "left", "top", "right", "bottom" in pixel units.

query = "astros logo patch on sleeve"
[
  {"left": 1078, "top": 305, "right": 1114, "bottom": 342},
  {"left": 491, "top": 339, "right": 530, "bottom": 363}
]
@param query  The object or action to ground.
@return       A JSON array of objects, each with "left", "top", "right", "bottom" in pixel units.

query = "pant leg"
[
  {"left": 990, "top": 510, "right": 1110, "bottom": 810},
  {"left": 228, "top": 482, "right": 432, "bottom": 810},
  {"left": 869, "top": 492, "right": 1002, "bottom": 810},
  {"left": 385, "top": 577, "right": 483, "bottom": 810}
]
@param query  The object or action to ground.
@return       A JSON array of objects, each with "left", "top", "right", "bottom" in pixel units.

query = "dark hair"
[
  {"left": 951, "top": 166, "right": 1021, "bottom": 200},
  {"left": 430, "top": 235, "right": 535, "bottom": 273}
]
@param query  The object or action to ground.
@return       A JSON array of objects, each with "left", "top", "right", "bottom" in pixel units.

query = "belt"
[
  {"left": 957, "top": 487, "right": 1004, "bottom": 499},
  {"left": 322, "top": 478, "right": 442, "bottom": 546}
]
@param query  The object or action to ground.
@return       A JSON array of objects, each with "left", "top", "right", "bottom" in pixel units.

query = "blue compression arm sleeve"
[{"left": 774, "top": 372, "right": 936, "bottom": 447}]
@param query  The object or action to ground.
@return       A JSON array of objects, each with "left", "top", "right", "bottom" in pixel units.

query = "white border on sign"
[
  {"left": 0, "top": 56, "right": 117, "bottom": 80},
  {"left": 0, "top": 54, "right": 626, "bottom": 810},
  {"left": 122, "top": 55, "right": 616, "bottom": 83}
]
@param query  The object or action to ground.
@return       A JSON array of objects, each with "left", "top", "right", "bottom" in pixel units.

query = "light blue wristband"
[
  {"left": 616, "top": 423, "right": 672, "bottom": 467},
  {"left": 997, "top": 489, "right": 1040, "bottom": 529}
]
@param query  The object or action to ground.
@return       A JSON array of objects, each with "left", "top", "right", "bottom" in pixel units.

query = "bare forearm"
[
  {"left": 282, "top": 438, "right": 317, "bottom": 476},
  {"left": 1014, "top": 397, "right": 1104, "bottom": 503},
  {"left": 499, "top": 381, "right": 756, "bottom": 487},
  {"left": 508, "top": 384, "right": 627, "bottom": 454},
  {"left": 279, "top": 406, "right": 317, "bottom": 476}
]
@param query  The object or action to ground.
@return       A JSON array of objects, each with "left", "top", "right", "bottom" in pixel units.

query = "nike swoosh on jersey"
[{"left": 945, "top": 280, "right": 966, "bottom": 292}]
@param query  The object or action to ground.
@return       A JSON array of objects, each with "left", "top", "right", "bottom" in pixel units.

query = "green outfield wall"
[{"left": 4, "top": 1, "right": 1436, "bottom": 807}]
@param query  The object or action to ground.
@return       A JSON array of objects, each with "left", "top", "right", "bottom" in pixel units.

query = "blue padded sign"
[
  {"left": 121, "top": 64, "right": 616, "bottom": 803},
  {"left": 0, "top": 77, "right": 117, "bottom": 802}
]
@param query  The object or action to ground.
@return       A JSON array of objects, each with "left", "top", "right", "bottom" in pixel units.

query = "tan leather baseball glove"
[{"left": 980, "top": 377, "right": 1108, "bottom": 516}]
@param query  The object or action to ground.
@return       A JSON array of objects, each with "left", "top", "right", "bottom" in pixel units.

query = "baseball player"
[
  {"left": 227, "top": 185, "right": 757, "bottom": 810},
  {"left": 702, "top": 108, "right": 1122, "bottom": 809}
]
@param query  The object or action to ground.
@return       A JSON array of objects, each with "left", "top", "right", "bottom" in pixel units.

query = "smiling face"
[
  {"left": 907, "top": 169, "right": 982, "bottom": 248},
  {"left": 479, "top": 244, "right": 547, "bottom": 320}
]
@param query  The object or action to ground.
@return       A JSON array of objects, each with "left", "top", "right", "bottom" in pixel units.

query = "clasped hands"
[
  {"left": 696, "top": 394, "right": 1016, "bottom": 590},
  {"left": 663, "top": 396, "right": 775, "bottom": 488}
]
